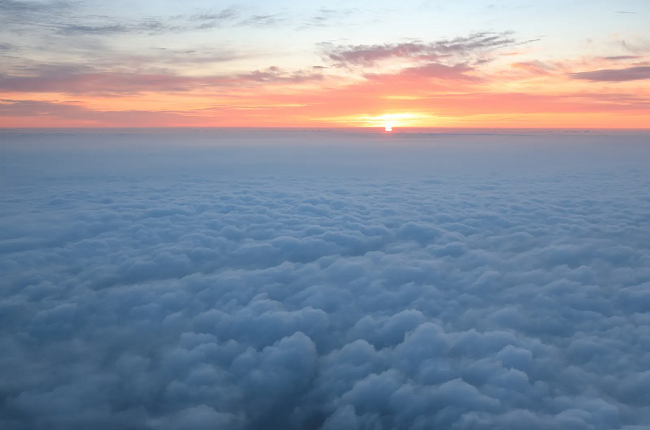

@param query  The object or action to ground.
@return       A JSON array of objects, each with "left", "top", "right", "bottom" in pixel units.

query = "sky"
[{"left": 1, "top": 0, "right": 649, "bottom": 128}]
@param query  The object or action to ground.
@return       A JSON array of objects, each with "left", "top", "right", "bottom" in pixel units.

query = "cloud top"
[{"left": 1, "top": 131, "right": 650, "bottom": 429}]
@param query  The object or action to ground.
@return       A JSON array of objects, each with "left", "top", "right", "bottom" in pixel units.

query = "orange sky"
[{"left": 1, "top": 1, "right": 649, "bottom": 128}]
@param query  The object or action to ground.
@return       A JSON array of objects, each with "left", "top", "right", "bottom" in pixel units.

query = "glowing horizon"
[{"left": 1, "top": 1, "right": 649, "bottom": 128}]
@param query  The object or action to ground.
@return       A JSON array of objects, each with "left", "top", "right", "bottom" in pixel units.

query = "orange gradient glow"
[{"left": 1, "top": 55, "right": 649, "bottom": 128}]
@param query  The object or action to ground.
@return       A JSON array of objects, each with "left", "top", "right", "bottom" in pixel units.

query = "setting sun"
[{"left": 385, "top": 126, "right": 392, "bottom": 132}]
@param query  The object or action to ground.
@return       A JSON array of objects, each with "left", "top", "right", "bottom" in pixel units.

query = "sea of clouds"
[{"left": 1, "top": 130, "right": 649, "bottom": 430}]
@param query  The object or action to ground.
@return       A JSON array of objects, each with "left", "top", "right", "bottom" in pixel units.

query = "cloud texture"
[
  {"left": 323, "top": 33, "right": 517, "bottom": 67},
  {"left": 570, "top": 66, "right": 650, "bottom": 82},
  {"left": 1, "top": 131, "right": 650, "bottom": 429}
]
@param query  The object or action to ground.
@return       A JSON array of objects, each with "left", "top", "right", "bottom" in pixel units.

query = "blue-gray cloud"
[
  {"left": 0, "top": 2, "right": 279, "bottom": 37},
  {"left": 237, "top": 14, "right": 286, "bottom": 28},
  {"left": 323, "top": 32, "right": 518, "bottom": 67},
  {"left": 0, "top": 63, "right": 321, "bottom": 95},
  {"left": 571, "top": 66, "right": 650, "bottom": 82},
  {"left": 301, "top": 7, "right": 357, "bottom": 29},
  {"left": 1, "top": 131, "right": 650, "bottom": 429}
]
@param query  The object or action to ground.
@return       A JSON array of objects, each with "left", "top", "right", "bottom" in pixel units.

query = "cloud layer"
[{"left": 1, "top": 131, "right": 650, "bottom": 429}]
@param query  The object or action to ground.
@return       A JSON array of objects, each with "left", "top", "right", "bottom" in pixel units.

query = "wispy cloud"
[
  {"left": 188, "top": 7, "right": 240, "bottom": 30},
  {"left": 599, "top": 55, "right": 643, "bottom": 61},
  {"left": 0, "top": 0, "right": 75, "bottom": 31},
  {"left": 1, "top": 2, "right": 282, "bottom": 38},
  {"left": 323, "top": 33, "right": 518, "bottom": 67},
  {"left": 570, "top": 66, "right": 650, "bottom": 82},
  {"left": 509, "top": 60, "right": 555, "bottom": 76},
  {"left": 239, "top": 66, "right": 323, "bottom": 83},
  {"left": 364, "top": 63, "right": 479, "bottom": 84},
  {"left": 237, "top": 14, "right": 286, "bottom": 27},
  {"left": 0, "top": 99, "right": 204, "bottom": 126},
  {"left": 0, "top": 64, "right": 323, "bottom": 95},
  {"left": 0, "top": 69, "right": 216, "bottom": 94},
  {"left": 619, "top": 39, "right": 650, "bottom": 55},
  {"left": 53, "top": 8, "right": 263, "bottom": 36},
  {"left": 56, "top": 23, "right": 138, "bottom": 36},
  {"left": 0, "top": 0, "right": 72, "bottom": 15},
  {"left": 301, "top": 7, "right": 357, "bottom": 29},
  {"left": 190, "top": 7, "right": 240, "bottom": 22}
]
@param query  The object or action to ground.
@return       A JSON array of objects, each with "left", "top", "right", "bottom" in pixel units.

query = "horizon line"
[{"left": 2, "top": 126, "right": 650, "bottom": 131}]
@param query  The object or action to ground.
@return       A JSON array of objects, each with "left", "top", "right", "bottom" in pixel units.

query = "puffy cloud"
[{"left": 1, "top": 131, "right": 650, "bottom": 429}]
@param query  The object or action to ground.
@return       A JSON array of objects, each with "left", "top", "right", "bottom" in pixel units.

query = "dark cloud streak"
[
  {"left": 0, "top": 64, "right": 323, "bottom": 95},
  {"left": 324, "top": 32, "right": 517, "bottom": 67},
  {"left": 570, "top": 66, "right": 650, "bottom": 82},
  {"left": 599, "top": 55, "right": 642, "bottom": 61},
  {"left": 237, "top": 14, "right": 286, "bottom": 28},
  {"left": 301, "top": 7, "right": 357, "bottom": 29},
  {"left": 0, "top": 2, "right": 281, "bottom": 38}
]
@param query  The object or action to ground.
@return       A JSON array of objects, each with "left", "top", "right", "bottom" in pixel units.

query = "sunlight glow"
[{"left": 329, "top": 112, "right": 433, "bottom": 128}]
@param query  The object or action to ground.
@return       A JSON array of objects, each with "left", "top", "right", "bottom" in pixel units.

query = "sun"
[{"left": 384, "top": 125, "right": 393, "bottom": 132}]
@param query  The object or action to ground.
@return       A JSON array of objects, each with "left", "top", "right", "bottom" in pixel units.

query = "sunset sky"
[{"left": 1, "top": 0, "right": 649, "bottom": 128}]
